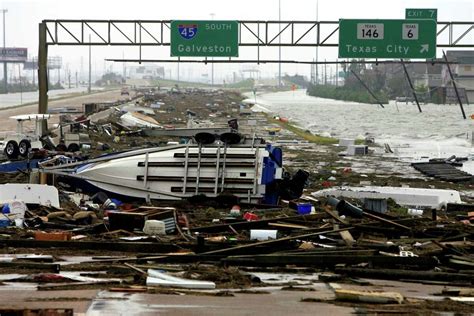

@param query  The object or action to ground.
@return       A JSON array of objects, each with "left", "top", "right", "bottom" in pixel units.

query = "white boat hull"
[{"left": 72, "top": 144, "right": 275, "bottom": 202}]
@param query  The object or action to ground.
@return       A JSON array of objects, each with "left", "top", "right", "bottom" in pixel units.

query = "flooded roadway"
[
  {"left": 0, "top": 87, "right": 91, "bottom": 109},
  {"left": 246, "top": 89, "right": 474, "bottom": 173}
]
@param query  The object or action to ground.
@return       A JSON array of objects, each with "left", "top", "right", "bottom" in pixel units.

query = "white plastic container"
[
  {"left": 407, "top": 209, "right": 423, "bottom": 216},
  {"left": 250, "top": 229, "right": 277, "bottom": 241},
  {"left": 143, "top": 220, "right": 166, "bottom": 235},
  {"left": 347, "top": 145, "right": 368, "bottom": 156},
  {"left": 339, "top": 138, "right": 355, "bottom": 147}
]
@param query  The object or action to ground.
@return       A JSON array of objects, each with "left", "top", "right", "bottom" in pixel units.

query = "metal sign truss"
[
  {"left": 43, "top": 19, "right": 474, "bottom": 48},
  {"left": 37, "top": 19, "right": 474, "bottom": 117}
]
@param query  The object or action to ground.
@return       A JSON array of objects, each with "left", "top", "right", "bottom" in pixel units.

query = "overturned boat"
[{"left": 40, "top": 134, "right": 306, "bottom": 204}]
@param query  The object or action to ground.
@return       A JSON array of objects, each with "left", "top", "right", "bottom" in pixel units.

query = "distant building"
[
  {"left": 442, "top": 50, "right": 474, "bottom": 103},
  {"left": 128, "top": 64, "right": 165, "bottom": 80},
  {"left": 375, "top": 55, "right": 470, "bottom": 104}
]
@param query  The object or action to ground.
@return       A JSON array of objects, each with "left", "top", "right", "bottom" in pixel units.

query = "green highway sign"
[
  {"left": 171, "top": 20, "right": 239, "bottom": 57},
  {"left": 406, "top": 8, "right": 437, "bottom": 20},
  {"left": 338, "top": 19, "right": 437, "bottom": 59}
]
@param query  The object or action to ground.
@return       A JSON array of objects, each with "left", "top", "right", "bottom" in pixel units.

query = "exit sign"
[
  {"left": 338, "top": 19, "right": 437, "bottom": 59},
  {"left": 406, "top": 8, "right": 438, "bottom": 20},
  {"left": 171, "top": 20, "right": 239, "bottom": 57}
]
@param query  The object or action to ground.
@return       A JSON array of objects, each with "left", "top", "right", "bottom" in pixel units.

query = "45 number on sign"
[{"left": 178, "top": 24, "right": 198, "bottom": 40}]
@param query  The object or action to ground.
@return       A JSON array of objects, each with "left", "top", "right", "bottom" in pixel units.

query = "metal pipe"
[
  {"left": 195, "top": 143, "right": 202, "bottom": 194},
  {"left": 182, "top": 144, "right": 189, "bottom": 194},
  {"left": 143, "top": 152, "right": 149, "bottom": 188},
  {"left": 220, "top": 144, "right": 227, "bottom": 192},
  {"left": 214, "top": 143, "right": 220, "bottom": 194}
]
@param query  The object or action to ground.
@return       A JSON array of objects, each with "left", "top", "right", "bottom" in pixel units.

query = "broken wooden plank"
[
  {"left": 268, "top": 222, "right": 311, "bottom": 229},
  {"left": 0, "top": 239, "right": 179, "bottom": 253},
  {"left": 38, "top": 280, "right": 121, "bottom": 291},
  {"left": 322, "top": 206, "right": 349, "bottom": 225},
  {"left": 200, "top": 227, "right": 353, "bottom": 256},
  {"left": 109, "top": 286, "right": 148, "bottom": 293},
  {"left": 0, "top": 261, "right": 60, "bottom": 273},
  {"left": 189, "top": 213, "right": 328, "bottom": 233},
  {"left": 431, "top": 239, "right": 465, "bottom": 256},
  {"left": 0, "top": 309, "right": 73, "bottom": 316},
  {"left": 441, "top": 288, "right": 474, "bottom": 296},
  {"left": 124, "top": 263, "right": 148, "bottom": 275},
  {"left": 221, "top": 254, "right": 438, "bottom": 268},
  {"left": 335, "top": 289, "right": 404, "bottom": 304},
  {"left": 335, "top": 267, "right": 474, "bottom": 282},
  {"left": 339, "top": 230, "right": 355, "bottom": 246},
  {"left": 362, "top": 212, "right": 411, "bottom": 231},
  {"left": 448, "top": 258, "right": 474, "bottom": 270}
]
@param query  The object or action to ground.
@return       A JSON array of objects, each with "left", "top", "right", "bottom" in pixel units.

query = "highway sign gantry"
[
  {"left": 171, "top": 20, "right": 239, "bottom": 57},
  {"left": 338, "top": 19, "right": 437, "bottom": 59}
]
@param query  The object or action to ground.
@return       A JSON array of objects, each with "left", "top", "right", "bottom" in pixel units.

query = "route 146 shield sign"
[{"left": 178, "top": 24, "right": 198, "bottom": 40}]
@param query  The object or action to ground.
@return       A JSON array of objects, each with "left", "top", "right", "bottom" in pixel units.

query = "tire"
[
  {"left": 18, "top": 139, "right": 31, "bottom": 157},
  {"left": 194, "top": 132, "right": 216, "bottom": 145},
  {"left": 4, "top": 140, "right": 19, "bottom": 160},
  {"left": 67, "top": 143, "right": 80, "bottom": 152},
  {"left": 219, "top": 132, "right": 242, "bottom": 145},
  {"left": 55, "top": 144, "right": 67, "bottom": 152}
]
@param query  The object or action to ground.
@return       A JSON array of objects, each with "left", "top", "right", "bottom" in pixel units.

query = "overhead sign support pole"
[
  {"left": 400, "top": 59, "right": 422, "bottom": 113},
  {"left": 443, "top": 50, "right": 466, "bottom": 120},
  {"left": 38, "top": 22, "right": 48, "bottom": 133},
  {"left": 350, "top": 69, "right": 385, "bottom": 109}
]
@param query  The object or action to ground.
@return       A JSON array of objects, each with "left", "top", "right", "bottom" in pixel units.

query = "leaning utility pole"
[{"left": 324, "top": 59, "right": 327, "bottom": 85}]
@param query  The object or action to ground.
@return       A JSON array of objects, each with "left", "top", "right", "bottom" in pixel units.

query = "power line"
[{"left": 105, "top": 58, "right": 458, "bottom": 65}]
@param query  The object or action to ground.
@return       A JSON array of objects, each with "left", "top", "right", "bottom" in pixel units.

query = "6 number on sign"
[{"left": 402, "top": 24, "right": 418, "bottom": 40}]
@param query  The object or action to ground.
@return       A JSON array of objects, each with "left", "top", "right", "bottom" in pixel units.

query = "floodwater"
[{"left": 246, "top": 89, "right": 474, "bottom": 173}]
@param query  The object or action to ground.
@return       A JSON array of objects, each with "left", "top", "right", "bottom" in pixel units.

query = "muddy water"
[{"left": 246, "top": 89, "right": 474, "bottom": 173}]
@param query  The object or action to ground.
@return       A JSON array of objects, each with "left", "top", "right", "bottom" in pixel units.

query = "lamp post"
[
  {"left": 2, "top": 9, "right": 7, "bottom": 93},
  {"left": 88, "top": 34, "right": 91, "bottom": 93},
  {"left": 210, "top": 13, "right": 215, "bottom": 86},
  {"left": 278, "top": 0, "right": 281, "bottom": 87},
  {"left": 315, "top": 0, "right": 318, "bottom": 84}
]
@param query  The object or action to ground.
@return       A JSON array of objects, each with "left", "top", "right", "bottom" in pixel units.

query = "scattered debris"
[{"left": 0, "top": 88, "right": 472, "bottom": 315}]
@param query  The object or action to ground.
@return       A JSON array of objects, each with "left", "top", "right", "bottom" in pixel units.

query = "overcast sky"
[{"left": 2, "top": 0, "right": 474, "bottom": 83}]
